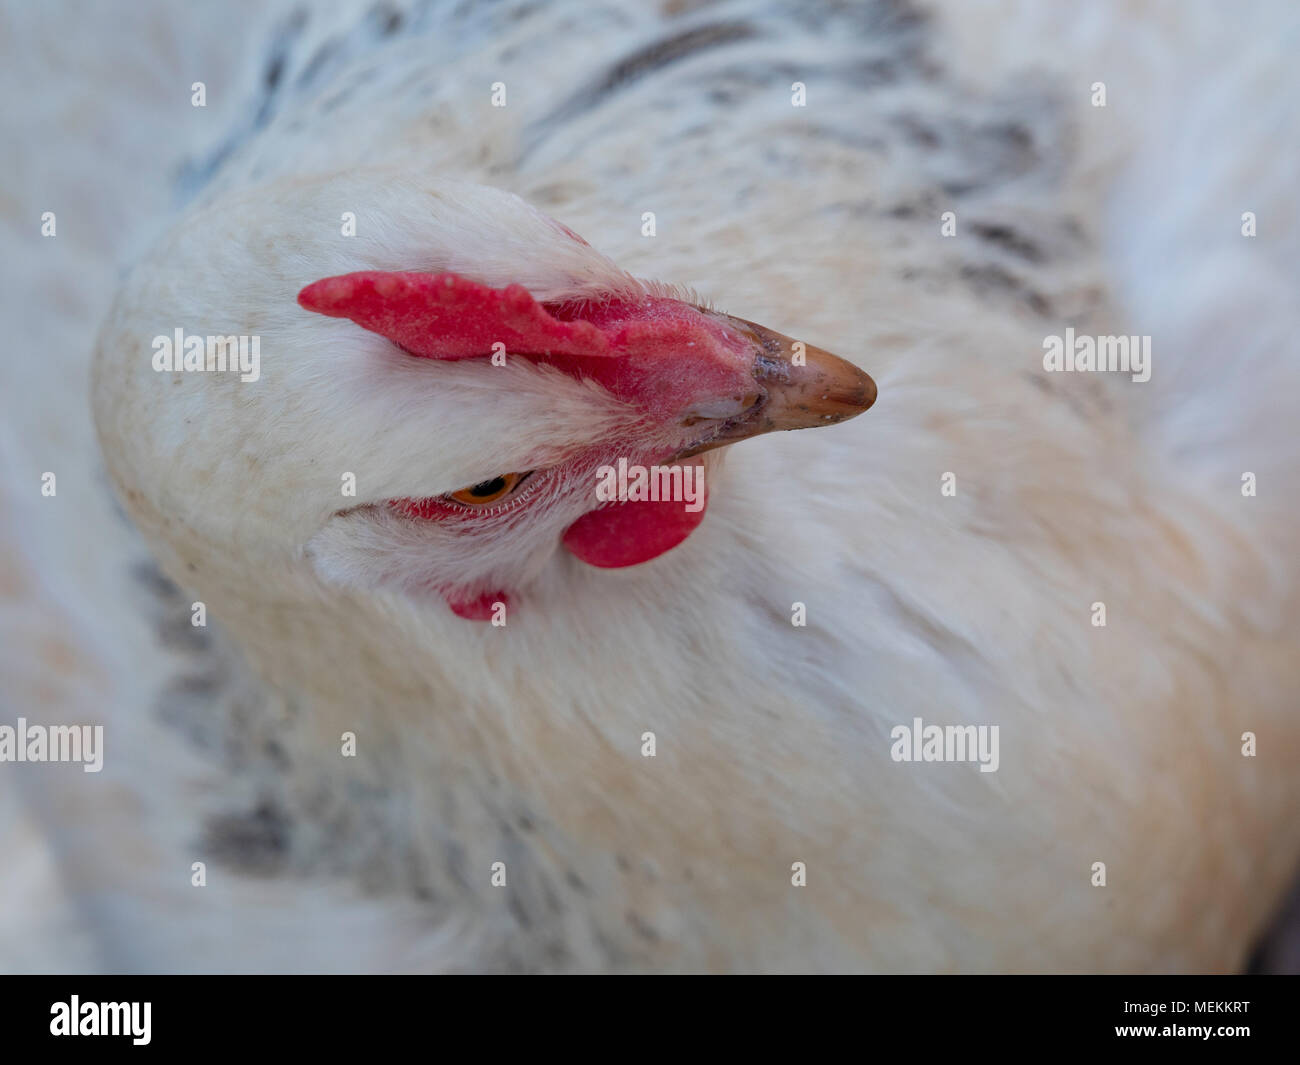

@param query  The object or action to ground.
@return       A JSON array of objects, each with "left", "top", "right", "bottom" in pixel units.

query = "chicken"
[{"left": 5, "top": 0, "right": 1299, "bottom": 972}]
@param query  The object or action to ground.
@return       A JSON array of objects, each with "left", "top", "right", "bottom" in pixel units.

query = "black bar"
[{"left": 1, "top": 976, "right": 1289, "bottom": 1053}]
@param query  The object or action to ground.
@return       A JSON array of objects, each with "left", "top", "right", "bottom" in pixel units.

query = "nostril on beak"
[
  {"left": 679, "top": 391, "right": 762, "bottom": 427},
  {"left": 672, "top": 314, "right": 874, "bottom": 458}
]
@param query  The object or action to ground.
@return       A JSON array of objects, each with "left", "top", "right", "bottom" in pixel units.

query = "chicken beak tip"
[{"left": 745, "top": 322, "right": 876, "bottom": 433}]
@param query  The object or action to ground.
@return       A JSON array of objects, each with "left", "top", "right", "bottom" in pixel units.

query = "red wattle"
[{"left": 562, "top": 493, "right": 708, "bottom": 568}]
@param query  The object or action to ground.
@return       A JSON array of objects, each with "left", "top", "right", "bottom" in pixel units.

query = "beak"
[{"left": 676, "top": 314, "right": 877, "bottom": 458}]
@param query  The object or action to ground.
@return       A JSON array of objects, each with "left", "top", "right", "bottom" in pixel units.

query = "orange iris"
[{"left": 447, "top": 472, "right": 528, "bottom": 506}]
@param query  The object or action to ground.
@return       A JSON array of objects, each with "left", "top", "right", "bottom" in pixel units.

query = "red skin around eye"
[{"left": 390, "top": 497, "right": 471, "bottom": 521}]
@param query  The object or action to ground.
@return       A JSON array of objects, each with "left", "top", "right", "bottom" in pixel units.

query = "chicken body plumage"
[{"left": 4, "top": 0, "right": 1298, "bottom": 972}]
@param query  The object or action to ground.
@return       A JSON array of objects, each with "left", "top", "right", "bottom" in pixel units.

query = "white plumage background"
[{"left": 1, "top": 0, "right": 1298, "bottom": 973}]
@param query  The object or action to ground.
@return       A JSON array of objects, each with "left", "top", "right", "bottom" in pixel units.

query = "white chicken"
[{"left": 3, "top": 0, "right": 1299, "bottom": 972}]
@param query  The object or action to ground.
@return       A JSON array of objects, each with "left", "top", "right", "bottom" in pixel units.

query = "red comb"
[
  {"left": 297, "top": 271, "right": 613, "bottom": 360},
  {"left": 298, "top": 271, "right": 754, "bottom": 418}
]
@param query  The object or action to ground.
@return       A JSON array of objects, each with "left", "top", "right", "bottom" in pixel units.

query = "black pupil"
[{"left": 470, "top": 477, "right": 507, "bottom": 498}]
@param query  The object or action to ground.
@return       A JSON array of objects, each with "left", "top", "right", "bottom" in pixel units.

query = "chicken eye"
[{"left": 446, "top": 472, "right": 530, "bottom": 506}]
